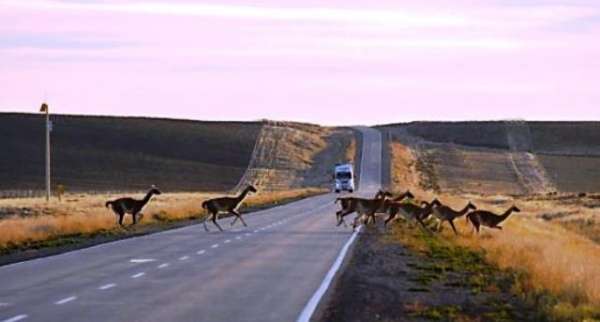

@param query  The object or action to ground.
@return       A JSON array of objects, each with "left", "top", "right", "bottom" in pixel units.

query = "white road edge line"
[
  {"left": 55, "top": 296, "right": 77, "bottom": 305},
  {"left": 98, "top": 283, "right": 116, "bottom": 290},
  {"left": 296, "top": 226, "right": 362, "bottom": 322},
  {"left": 196, "top": 250, "right": 206, "bottom": 255},
  {"left": 1, "top": 315, "right": 28, "bottom": 322},
  {"left": 179, "top": 256, "right": 190, "bottom": 261},
  {"left": 157, "top": 263, "right": 169, "bottom": 269},
  {"left": 211, "top": 244, "right": 219, "bottom": 248},
  {"left": 131, "top": 272, "right": 145, "bottom": 279}
]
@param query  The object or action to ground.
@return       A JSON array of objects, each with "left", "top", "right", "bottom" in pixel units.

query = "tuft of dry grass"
[
  {"left": 388, "top": 138, "right": 600, "bottom": 319},
  {"left": 0, "top": 188, "right": 324, "bottom": 251},
  {"left": 453, "top": 216, "right": 600, "bottom": 306}
]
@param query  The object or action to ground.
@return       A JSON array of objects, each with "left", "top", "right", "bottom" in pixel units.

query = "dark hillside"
[
  {"left": 0, "top": 113, "right": 262, "bottom": 193},
  {"left": 528, "top": 121, "right": 600, "bottom": 155},
  {"left": 380, "top": 121, "right": 510, "bottom": 149}
]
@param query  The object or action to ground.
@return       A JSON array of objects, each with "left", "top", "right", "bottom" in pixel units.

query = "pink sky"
[{"left": 1, "top": 0, "right": 600, "bottom": 125}]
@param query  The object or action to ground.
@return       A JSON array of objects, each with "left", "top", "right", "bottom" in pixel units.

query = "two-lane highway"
[{"left": 0, "top": 127, "right": 382, "bottom": 322}]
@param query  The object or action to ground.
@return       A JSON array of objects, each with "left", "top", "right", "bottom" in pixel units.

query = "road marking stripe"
[
  {"left": 157, "top": 263, "right": 169, "bottom": 269},
  {"left": 1, "top": 315, "right": 27, "bottom": 322},
  {"left": 131, "top": 272, "right": 145, "bottom": 279},
  {"left": 196, "top": 250, "right": 206, "bottom": 255},
  {"left": 246, "top": 233, "right": 252, "bottom": 236},
  {"left": 253, "top": 230, "right": 259, "bottom": 233},
  {"left": 129, "top": 258, "right": 156, "bottom": 263},
  {"left": 179, "top": 256, "right": 190, "bottom": 261},
  {"left": 55, "top": 296, "right": 77, "bottom": 305},
  {"left": 235, "top": 236, "right": 242, "bottom": 240},
  {"left": 296, "top": 226, "right": 362, "bottom": 322},
  {"left": 98, "top": 283, "right": 116, "bottom": 290},
  {"left": 211, "top": 244, "right": 219, "bottom": 248},
  {"left": 224, "top": 239, "right": 231, "bottom": 243}
]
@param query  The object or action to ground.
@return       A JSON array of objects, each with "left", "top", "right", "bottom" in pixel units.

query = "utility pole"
[{"left": 40, "top": 102, "right": 51, "bottom": 201}]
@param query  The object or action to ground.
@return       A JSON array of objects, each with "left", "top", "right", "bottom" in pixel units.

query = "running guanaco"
[
  {"left": 466, "top": 205, "right": 520, "bottom": 234},
  {"left": 201, "top": 185, "right": 257, "bottom": 232},
  {"left": 105, "top": 186, "right": 161, "bottom": 227}
]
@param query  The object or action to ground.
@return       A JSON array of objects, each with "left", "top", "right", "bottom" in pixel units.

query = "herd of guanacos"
[
  {"left": 334, "top": 190, "right": 520, "bottom": 234},
  {"left": 105, "top": 184, "right": 520, "bottom": 234}
]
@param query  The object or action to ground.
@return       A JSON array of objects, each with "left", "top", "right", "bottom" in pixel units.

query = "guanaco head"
[
  {"left": 246, "top": 185, "right": 258, "bottom": 193},
  {"left": 149, "top": 186, "right": 162, "bottom": 195},
  {"left": 466, "top": 201, "right": 477, "bottom": 210},
  {"left": 510, "top": 205, "right": 521, "bottom": 212},
  {"left": 430, "top": 198, "right": 442, "bottom": 208}
]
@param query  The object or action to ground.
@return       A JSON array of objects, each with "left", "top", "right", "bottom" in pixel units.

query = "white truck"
[{"left": 333, "top": 163, "right": 355, "bottom": 193}]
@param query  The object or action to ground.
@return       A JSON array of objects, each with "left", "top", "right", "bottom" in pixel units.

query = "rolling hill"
[{"left": 0, "top": 113, "right": 262, "bottom": 194}]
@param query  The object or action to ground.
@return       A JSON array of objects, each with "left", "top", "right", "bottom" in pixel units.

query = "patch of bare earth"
[{"left": 317, "top": 224, "right": 540, "bottom": 322}]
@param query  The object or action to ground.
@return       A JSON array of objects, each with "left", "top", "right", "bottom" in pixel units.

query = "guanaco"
[
  {"left": 334, "top": 190, "right": 392, "bottom": 229},
  {"left": 201, "top": 185, "right": 257, "bottom": 232},
  {"left": 466, "top": 205, "right": 520, "bottom": 234},
  {"left": 336, "top": 190, "right": 414, "bottom": 226},
  {"left": 105, "top": 186, "right": 162, "bottom": 227},
  {"left": 431, "top": 201, "right": 477, "bottom": 235},
  {"left": 351, "top": 192, "right": 392, "bottom": 231},
  {"left": 383, "top": 198, "right": 442, "bottom": 231}
]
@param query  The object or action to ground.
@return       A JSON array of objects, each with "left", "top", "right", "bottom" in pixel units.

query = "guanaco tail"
[
  {"left": 201, "top": 185, "right": 257, "bottom": 232},
  {"left": 466, "top": 205, "right": 520, "bottom": 234},
  {"left": 105, "top": 186, "right": 161, "bottom": 227}
]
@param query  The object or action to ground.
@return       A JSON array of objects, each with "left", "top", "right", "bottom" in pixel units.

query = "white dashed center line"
[
  {"left": 211, "top": 244, "right": 219, "bottom": 248},
  {"left": 196, "top": 250, "right": 206, "bottom": 255},
  {"left": 131, "top": 272, "right": 145, "bottom": 279},
  {"left": 224, "top": 239, "right": 231, "bottom": 244},
  {"left": 2, "top": 314, "right": 28, "bottom": 322},
  {"left": 253, "top": 230, "right": 259, "bottom": 233},
  {"left": 157, "top": 263, "right": 169, "bottom": 269},
  {"left": 55, "top": 296, "right": 77, "bottom": 305},
  {"left": 98, "top": 283, "right": 116, "bottom": 290},
  {"left": 179, "top": 256, "right": 190, "bottom": 261},
  {"left": 235, "top": 236, "right": 242, "bottom": 240}
]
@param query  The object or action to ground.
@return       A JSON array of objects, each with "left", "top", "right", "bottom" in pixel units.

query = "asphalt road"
[{"left": 0, "top": 127, "right": 382, "bottom": 322}]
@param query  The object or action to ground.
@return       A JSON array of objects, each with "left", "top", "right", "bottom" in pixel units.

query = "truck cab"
[{"left": 334, "top": 163, "right": 355, "bottom": 193}]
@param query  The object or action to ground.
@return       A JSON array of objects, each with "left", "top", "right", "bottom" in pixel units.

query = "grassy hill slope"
[
  {"left": 378, "top": 121, "right": 600, "bottom": 193},
  {"left": 0, "top": 113, "right": 262, "bottom": 193}
]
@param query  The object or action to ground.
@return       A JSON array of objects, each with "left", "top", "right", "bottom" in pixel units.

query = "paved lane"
[{"left": 0, "top": 127, "right": 382, "bottom": 322}]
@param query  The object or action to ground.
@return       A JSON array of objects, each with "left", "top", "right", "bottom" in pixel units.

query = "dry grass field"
[
  {"left": 0, "top": 188, "right": 325, "bottom": 256},
  {"left": 386, "top": 135, "right": 600, "bottom": 320}
]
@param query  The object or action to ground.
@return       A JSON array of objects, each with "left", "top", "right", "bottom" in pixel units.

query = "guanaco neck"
[
  {"left": 457, "top": 204, "right": 472, "bottom": 216},
  {"left": 499, "top": 208, "right": 515, "bottom": 221},
  {"left": 141, "top": 190, "right": 154, "bottom": 206},
  {"left": 235, "top": 187, "right": 252, "bottom": 203}
]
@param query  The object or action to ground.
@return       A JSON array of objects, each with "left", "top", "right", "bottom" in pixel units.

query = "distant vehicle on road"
[{"left": 334, "top": 163, "right": 355, "bottom": 193}]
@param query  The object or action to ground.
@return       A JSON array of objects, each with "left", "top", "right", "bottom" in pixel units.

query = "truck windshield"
[{"left": 336, "top": 172, "right": 352, "bottom": 179}]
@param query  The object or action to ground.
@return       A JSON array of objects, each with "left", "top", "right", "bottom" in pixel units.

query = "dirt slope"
[{"left": 237, "top": 121, "right": 356, "bottom": 191}]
